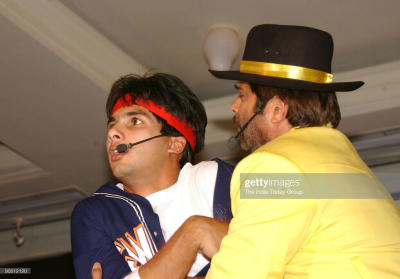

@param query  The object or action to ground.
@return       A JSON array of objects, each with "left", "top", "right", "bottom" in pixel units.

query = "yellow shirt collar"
[{"left": 290, "top": 122, "right": 333, "bottom": 131}]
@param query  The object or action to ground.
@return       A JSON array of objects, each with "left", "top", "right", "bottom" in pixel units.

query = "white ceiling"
[
  {"left": 0, "top": 0, "right": 400, "bottom": 263},
  {"left": 60, "top": 0, "right": 400, "bottom": 99}
]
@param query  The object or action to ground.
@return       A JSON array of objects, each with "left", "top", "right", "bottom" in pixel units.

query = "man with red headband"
[{"left": 71, "top": 73, "right": 233, "bottom": 279}]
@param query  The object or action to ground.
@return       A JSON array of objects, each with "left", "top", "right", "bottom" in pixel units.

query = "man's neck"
[
  {"left": 269, "top": 120, "right": 293, "bottom": 141},
  {"left": 121, "top": 165, "right": 181, "bottom": 197}
]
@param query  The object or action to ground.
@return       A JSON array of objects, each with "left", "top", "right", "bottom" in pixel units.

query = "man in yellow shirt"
[{"left": 203, "top": 24, "right": 400, "bottom": 279}]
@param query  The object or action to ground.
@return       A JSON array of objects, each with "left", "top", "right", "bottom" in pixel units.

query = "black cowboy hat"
[{"left": 209, "top": 24, "right": 364, "bottom": 92}]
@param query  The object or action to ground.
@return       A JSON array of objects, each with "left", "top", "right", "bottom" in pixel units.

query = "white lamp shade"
[{"left": 203, "top": 27, "right": 240, "bottom": 71}]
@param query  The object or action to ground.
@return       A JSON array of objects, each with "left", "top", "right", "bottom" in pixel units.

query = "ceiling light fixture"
[
  {"left": 203, "top": 27, "right": 240, "bottom": 71},
  {"left": 12, "top": 217, "right": 26, "bottom": 247}
]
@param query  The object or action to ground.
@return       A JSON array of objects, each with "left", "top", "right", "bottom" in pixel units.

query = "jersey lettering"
[{"left": 114, "top": 224, "right": 154, "bottom": 271}]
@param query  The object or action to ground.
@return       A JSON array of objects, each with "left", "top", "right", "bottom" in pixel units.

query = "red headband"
[{"left": 111, "top": 94, "right": 196, "bottom": 150}]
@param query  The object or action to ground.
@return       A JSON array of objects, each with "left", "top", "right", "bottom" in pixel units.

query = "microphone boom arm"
[
  {"left": 227, "top": 102, "right": 266, "bottom": 151},
  {"left": 116, "top": 135, "right": 165, "bottom": 153},
  {"left": 234, "top": 101, "right": 266, "bottom": 139}
]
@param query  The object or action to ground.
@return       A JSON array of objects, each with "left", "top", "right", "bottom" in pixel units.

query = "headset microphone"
[
  {"left": 114, "top": 135, "right": 165, "bottom": 154},
  {"left": 227, "top": 102, "right": 266, "bottom": 151}
]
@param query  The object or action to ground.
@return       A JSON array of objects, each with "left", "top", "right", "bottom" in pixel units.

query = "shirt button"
[{"left": 154, "top": 231, "right": 157, "bottom": 236}]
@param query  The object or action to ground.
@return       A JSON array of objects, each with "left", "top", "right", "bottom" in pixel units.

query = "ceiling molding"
[
  {"left": 0, "top": 144, "right": 49, "bottom": 185},
  {"left": 203, "top": 60, "right": 400, "bottom": 145},
  {"left": 0, "top": 0, "right": 147, "bottom": 92},
  {"left": 0, "top": 219, "right": 71, "bottom": 265},
  {"left": 0, "top": 186, "right": 86, "bottom": 231},
  {"left": 350, "top": 127, "right": 400, "bottom": 151},
  {"left": 335, "top": 60, "right": 400, "bottom": 118}
]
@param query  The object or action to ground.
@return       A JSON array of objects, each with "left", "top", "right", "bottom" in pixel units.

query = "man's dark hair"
[
  {"left": 250, "top": 84, "right": 341, "bottom": 128},
  {"left": 106, "top": 72, "right": 207, "bottom": 168}
]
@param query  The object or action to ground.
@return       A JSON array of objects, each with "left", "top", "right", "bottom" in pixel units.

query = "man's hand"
[
  {"left": 90, "top": 217, "right": 228, "bottom": 279},
  {"left": 185, "top": 216, "right": 229, "bottom": 259},
  {"left": 92, "top": 262, "right": 102, "bottom": 279},
  {"left": 139, "top": 215, "right": 228, "bottom": 279}
]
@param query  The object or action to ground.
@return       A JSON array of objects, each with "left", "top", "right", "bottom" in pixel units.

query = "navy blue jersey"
[{"left": 71, "top": 159, "right": 233, "bottom": 279}]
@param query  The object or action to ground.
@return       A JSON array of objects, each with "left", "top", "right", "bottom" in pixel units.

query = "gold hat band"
[{"left": 240, "top": 60, "right": 333, "bottom": 84}]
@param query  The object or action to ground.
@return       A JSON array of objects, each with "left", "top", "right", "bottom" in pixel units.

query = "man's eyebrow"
[
  {"left": 107, "top": 116, "right": 115, "bottom": 126},
  {"left": 107, "top": 110, "right": 150, "bottom": 126},
  {"left": 234, "top": 84, "right": 242, "bottom": 90},
  {"left": 126, "top": 111, "right": 149, "bottom": 118}
]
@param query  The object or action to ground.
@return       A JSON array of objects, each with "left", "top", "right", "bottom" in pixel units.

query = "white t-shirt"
[{"left": 122, "top": 161, "right": 218, "bottom": 279}]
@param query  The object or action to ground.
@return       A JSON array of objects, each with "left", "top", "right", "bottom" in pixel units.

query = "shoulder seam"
[{"left": 212, "top": 158, "right": 235, "bottom": 174}]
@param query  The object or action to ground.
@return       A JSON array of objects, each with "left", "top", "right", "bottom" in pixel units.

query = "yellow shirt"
[{"left": 207, "top": 126, "right": 400, "bottom": 279}]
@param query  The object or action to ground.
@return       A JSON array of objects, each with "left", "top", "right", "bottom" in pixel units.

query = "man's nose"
[
  {"left": 230, "top": 98, "right": 240, "bottom": 114},
  {"left": 107, "top": 124, "right": 124, "bottom": 143}
]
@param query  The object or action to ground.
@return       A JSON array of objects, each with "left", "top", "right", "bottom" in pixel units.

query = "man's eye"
[
  {"left": 107, "top": 123, "right": 115, "bottom": 130},
  {"left": 132, "top": 118, "right": 142, "bottom": 125}
]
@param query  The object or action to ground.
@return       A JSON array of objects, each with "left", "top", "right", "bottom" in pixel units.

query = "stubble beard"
[
  {"left": 110, "top": 147, "right": 160, "bottom": 183},
  {"left": 111, "top": 161, "right": 135, "bottom": 182},
  {"left": 233, "top": 113, "right": 270, "bottom": 153}
]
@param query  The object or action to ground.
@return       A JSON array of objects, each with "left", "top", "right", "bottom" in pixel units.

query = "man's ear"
[
  {"left": 167, "top": 136, "right": 187, "bottom": 155},
  {"left": 270, "top": 95, "right": 289, "bottom": 123}
]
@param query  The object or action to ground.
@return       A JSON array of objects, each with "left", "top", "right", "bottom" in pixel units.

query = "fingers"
[
  {"left": 197, "top": 217, "right": 229, "bottom": 259},
  {"left": 182, "top": 216, "right": 229, "bottom": 259},
  {"left": 92, "top": 262, "right": 102, "bottom": 279}
]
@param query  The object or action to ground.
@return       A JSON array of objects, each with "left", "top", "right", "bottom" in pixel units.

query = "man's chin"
[
  {"left": 239, "top": 139, "right": 252, "bottom": 153},
  {"left": 111, "top": 165, "right": 132, "bottom": 181},
  {"left": 239, "top": 136, "right": 269, "bottom": 153}
]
